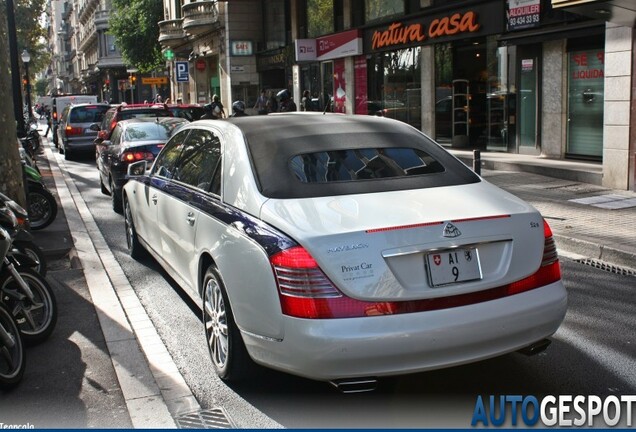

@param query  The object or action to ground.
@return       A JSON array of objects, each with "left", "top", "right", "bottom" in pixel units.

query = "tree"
[
  {"left": 0, "top": 1, "right": 27, "bottom": 206},
  {"left": 12, "top": 0, "right": 50, "bottom": 81},
  {"left": 109, "top": 0, "right": 164, "bottom": 73},
  {"left": 34, "top": 76, "right": 48, "bottom": 97}
]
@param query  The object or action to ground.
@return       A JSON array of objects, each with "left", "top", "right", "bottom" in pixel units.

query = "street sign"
[
  {"left": 176, "top": 61, "right": 189, "bottom": 82},
  {"left": 142, "top": 77, "right": 168, "bottom": 85},
  {"left": 163, "top": 49, "right": 175, "bottom": 60}
]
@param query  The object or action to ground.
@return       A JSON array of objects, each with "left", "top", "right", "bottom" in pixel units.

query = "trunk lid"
[{"left": 260, "top": 181, "right": 547, "bottom": 301}]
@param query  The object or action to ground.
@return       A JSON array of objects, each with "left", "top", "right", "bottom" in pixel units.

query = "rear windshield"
[
  {"left": 124, "top": 121, "right": 183, "bottom": 141},
  {"left": 291, "top": 148, "right": 444, "bottom": 183},
  {"left": 237, "top": 116, "right": 480, "bottom": 199},
  {"left": 69, "top": 105, "right": 110, "bottom": 123},
  {"left": 120, "top": 109, "right": 171, "bottom": 120}
]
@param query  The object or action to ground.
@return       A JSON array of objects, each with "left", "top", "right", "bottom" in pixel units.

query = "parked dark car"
[
  {"left": 96, "top": 117, "right": 188, "bottom": 212},
  {"left": 92, "top": 104, "right": 173, "bottom": 147},
  {"left": 56, "top": 103, "right": 110, "bottom": 160}
]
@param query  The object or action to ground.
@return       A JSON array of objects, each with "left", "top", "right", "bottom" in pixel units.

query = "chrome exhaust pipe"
[
  {"left": 518, "top": 338, "right": 551, "bottom": 356},
  {"left": 329, "top": 377, "right": 378, "bottom": 393}
]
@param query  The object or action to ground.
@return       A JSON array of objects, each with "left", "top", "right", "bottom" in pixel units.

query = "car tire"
[
  {"left": 123, "top": 197, "right": 146, "bottom": 260},
  {"left": 64, "top": 147, "right": 72, "bottom": 160},
  {"left": 100, "top": 177, "right": 109, "bottom": 195},
  {"left": 202, "top": 264, "right": 254, "bottom": 381},
  {"left": 111, "top": 178, "right": 122, "bottom": 213}
]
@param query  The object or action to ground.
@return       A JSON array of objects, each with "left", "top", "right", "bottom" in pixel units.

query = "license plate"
[{"left": 426, "top": 248, "right": 482, "bottom": 287}]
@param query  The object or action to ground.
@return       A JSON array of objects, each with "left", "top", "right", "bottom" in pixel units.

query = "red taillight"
[
  {"left": 65, "top": 125, "right": 84, "bottom": 136},
  {"left": 273, "top": 222, "right": 561, "bottom": 320},
  {"left": 53, "top": 111, "right": 58, "bottom": 120},
  {"left": 121, "top": 151, "right": 154, "bottom": 163}
]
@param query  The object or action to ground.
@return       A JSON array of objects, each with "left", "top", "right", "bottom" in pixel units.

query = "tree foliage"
[
  {"left": 0, "top": 0, "right": 27, "bottom": 206},
  {"left": 1, "top": 0, "right": 51, "bottom": 79},
  {"left": 109, "top": 0, "right": 164, "bottom": 73}
]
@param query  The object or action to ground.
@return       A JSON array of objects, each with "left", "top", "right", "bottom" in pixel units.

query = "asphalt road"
[{"left": 62, "top": 153, "right": 636, "bottom": 429}]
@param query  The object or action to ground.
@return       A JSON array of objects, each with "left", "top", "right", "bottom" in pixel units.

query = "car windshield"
[{"left": 124, "top": 121, "right": 180, "bottom": 141}]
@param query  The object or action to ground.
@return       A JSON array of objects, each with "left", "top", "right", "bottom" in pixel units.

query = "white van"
[{"left": 51, "top": 95, "right": 98, "bottom": 146}]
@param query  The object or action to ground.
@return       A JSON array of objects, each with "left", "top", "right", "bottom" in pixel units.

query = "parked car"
[
  {"left": 97, "top": 117, "right": 188, "bottom": 212},
  {"left": 56, "top": 103, "right": 111, "bottom": 160},
  {"left": 51, "top": 94, "right": 99, "bottom": 148},
  {"left": 165, "top": 104, "right": 205, "bottom": 121},
  {"left": 92, "top": 103, "right": 173, "bottom": 147},
  {"left": 122, "top": 113, "right": 567, "bottom": 388}
]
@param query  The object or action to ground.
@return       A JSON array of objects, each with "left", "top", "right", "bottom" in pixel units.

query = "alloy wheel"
[{"left": 204, "top": 276, "right": 228, "bottom": 370}]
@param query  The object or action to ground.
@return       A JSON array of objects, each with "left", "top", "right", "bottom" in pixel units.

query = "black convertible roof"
[{"left": 226, "top": 113, "right": 480, "bottom": 199}]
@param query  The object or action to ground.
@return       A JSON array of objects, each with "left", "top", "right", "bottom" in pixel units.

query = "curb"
[
  {"left": 43, "top": 144, "right": 196, "bottom": 428},
  {"left": 554, "top": 234, "right": 636, "bottom": 271}
]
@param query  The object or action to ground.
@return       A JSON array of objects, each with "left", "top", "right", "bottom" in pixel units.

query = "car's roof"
[{"left": 189, "top": 113, "right": 481, "bottom": 199}]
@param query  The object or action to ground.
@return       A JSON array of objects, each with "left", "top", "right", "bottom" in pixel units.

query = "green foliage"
[
  {"left": 1, "top": 0, "right": 51, "bottom": 77},
  {"left": 307, "top": 0, "right": 333, "bottom": 37},
  {"left": 34, "top": 77, "right": 48, "bottom": 96},
  {"left": 109, "top": 0, "right": 164, "bottom": 73}
]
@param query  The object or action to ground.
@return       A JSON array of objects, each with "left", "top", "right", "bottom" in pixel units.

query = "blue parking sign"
[{"left": 176, "top": 61, "right": 189, "bottom": 82}]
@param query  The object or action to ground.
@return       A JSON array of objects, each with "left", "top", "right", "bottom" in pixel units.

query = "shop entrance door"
[{"left": 517, "top": 45, "right": 541, "bottom": 154}]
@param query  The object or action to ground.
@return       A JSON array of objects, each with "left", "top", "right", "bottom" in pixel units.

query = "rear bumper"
[
  {"left": 63, "top": 138, "right": 96, "bottom": 151},
  {"left": 241, "top": 281, "right": 567, "bottom": 381}
]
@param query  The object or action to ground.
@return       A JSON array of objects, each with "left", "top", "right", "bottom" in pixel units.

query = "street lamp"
[{"left": 21, "top": 49, "right": 33, "bottom": 122}]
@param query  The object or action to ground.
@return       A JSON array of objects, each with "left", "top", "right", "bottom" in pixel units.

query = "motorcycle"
[
  {"left": 0, "top": 202, "right": 57, "bottom": 345},
  {"left": 23, "top": 163, "right": 58, "bottom": 231},
  {"left": 0, "top": 228, "right": 25, "bottom": 390},
  {"left": 0, "top": 192, "right": 47, "bottom": 276}
]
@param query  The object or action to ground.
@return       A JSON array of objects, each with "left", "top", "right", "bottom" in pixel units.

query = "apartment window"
[{"left": 365, "top": 0, "right": 404, "bottom": 24}]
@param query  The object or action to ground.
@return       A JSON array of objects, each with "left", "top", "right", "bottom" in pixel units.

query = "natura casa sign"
[{"left": 365, "top": 2, "right": 503, "bottom": 52}]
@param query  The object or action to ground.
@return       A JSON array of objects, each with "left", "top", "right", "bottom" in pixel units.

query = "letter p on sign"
[{"left": 176, "top": 61, "right": 189, "bottom": 82}]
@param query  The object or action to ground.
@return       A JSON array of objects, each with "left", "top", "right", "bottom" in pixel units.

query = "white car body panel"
[
  {"left": 243, "top": 283, "right": 566, "bottom": 381},
  {"left": 260, "top": 180, "right": 544, "bottom": 301}
]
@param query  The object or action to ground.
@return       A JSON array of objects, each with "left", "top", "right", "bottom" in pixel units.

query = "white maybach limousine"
[{"left": 122, "top": 113, "right": 567, "bottom": 391}]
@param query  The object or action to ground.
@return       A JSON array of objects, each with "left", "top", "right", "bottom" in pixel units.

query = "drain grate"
[
  {"left": 175, "top": 408, "right": 235, "bottom": 429},
  {"left": 573, "top": 258, "right": 636, "bottom": 277}
]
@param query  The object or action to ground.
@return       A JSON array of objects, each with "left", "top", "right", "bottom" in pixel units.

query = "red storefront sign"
[
  {"left": 195, "top": 59, "right": 207, "bottom": 71},
  {"left": 316, "top": 30, "right": 362, "bottom": 61}
]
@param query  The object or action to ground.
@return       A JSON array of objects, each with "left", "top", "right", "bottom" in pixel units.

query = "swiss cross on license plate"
[{"left": 426, "top": 247, "right": 482, "bottom": 287}]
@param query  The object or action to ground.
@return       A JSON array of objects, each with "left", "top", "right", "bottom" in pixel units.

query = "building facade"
[{"left": 55, "top": 0, "right": 635, "bottom": 191}]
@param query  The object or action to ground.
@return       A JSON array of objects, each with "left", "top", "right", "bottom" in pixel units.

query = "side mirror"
[
  {"left": 101, "top": 140, "right": 112, "bottom": 147},
  {"left": 127, "top": 160, "right": 148, "bottom": 177},
  {"left": 89, "top": 123, "right": 100, "bottom": 131}
]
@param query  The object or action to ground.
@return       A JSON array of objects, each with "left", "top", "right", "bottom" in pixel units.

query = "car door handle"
[
  {"left": 152, "top": 194, "right": 157, "bottom": 205},
  {"left": 186, "top": 212, "right": 195, "bottom": 226}
]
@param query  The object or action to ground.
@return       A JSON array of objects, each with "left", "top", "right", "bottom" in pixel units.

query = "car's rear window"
[
  {"left": 233, "top": 115, "right": 480, "bottom": 199},
  {"left": 291, "top": 148, "right": 444, "bottom": 183},
  {"left": 124, "top": 121, "right": 184, "bottom": 141},
  {"left": 120, "top": 109, "right": 171, "bottom": 120},
  {"left": 69, "top": 105, "right": 110, "bottom": 123}
]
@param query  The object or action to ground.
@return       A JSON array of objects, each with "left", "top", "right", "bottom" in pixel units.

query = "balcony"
[
  {"left": 159, "top": 19, "right": 186, "bottom": 47},
  {"left": 182, "top": 1, "right": 221, "bottom": 36},
  {"left": 95, "top": 10, "right": 109, "bottom": 31},
  {"left": 78, "top": 0, "right": 99, "bottom": 24}
]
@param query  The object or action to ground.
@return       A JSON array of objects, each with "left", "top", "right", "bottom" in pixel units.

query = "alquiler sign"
[{"left": 365, "top": 2, "right": 503, "bottom": 52}]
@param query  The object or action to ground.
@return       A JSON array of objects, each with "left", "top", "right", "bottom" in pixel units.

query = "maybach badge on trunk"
[{"left": 443, "top": 222, "right": 461, "bottom": 238}]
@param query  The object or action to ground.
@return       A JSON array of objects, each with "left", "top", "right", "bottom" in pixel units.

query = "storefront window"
[
  {"left": 434, "top": 37, "right": 501, "bottom": 149},
  {"left": 367, "top": 47, "right": 421, "bottom": 130},
  {"left": 566, "top": 48, "right": 604, "bottom": 159},
  {"left": 307, "top": 0, "right": 334, "bottom": 37},
  {"left": 365, "top": 0, "right": 404, "bottom": 24}
]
